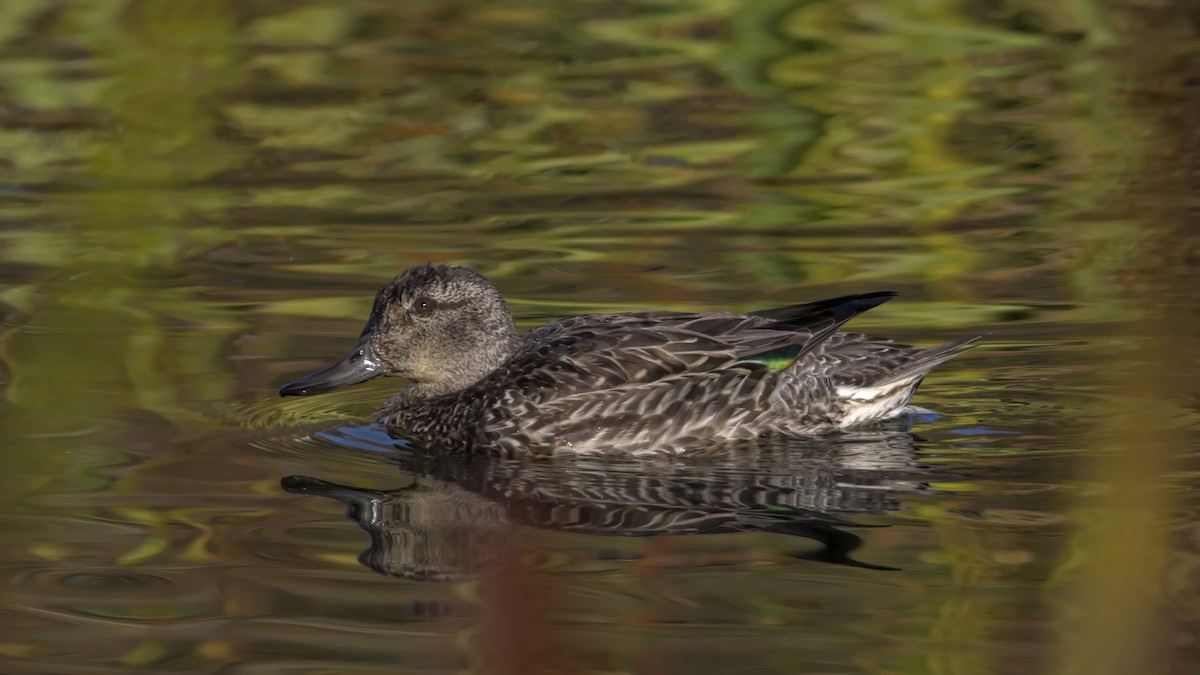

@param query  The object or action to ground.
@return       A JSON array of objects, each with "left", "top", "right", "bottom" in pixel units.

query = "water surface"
[{"left": 0, "top": 1, "right": 1197, "bottom": 673}]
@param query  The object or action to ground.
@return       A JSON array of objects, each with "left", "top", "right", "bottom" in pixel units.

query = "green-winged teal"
[{"left": 280, "top": 264, "right": 980, "bottom": 456}]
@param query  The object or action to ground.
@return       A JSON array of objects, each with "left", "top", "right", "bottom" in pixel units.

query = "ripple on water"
[
  {"left": 0, "top": 513, "right": 149, "bottom": 550},
  {"left": 231, "top": 386, "right": 385, "bottom": 430},
  {"left": 7, "top": 565, "right": 222, "bottom": 621}
]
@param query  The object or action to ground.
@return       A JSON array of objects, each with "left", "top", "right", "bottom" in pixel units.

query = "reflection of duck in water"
[
  {"left": 283, "top": 425, "right": 933, "bottom": 580},
  {"left": 280, "top": 265, "right": 979, "bottom": 456}
]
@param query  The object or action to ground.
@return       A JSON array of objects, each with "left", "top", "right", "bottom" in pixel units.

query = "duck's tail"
[{"left": 835, "top": 335, "right": 983, "bottom": 428}]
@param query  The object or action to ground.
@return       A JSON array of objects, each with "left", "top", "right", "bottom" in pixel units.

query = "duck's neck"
[{"left": 407, "top": 325, "right": 521, "bottom": 400}]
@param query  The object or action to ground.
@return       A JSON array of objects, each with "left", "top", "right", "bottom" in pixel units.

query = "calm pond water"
[{"left": 1, "top": 1, "right": 1198, "bottom": 673}]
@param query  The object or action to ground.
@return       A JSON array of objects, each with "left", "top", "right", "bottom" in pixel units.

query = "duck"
[{"left": 279, "top": 264, "right": 980, "bottom": 456}]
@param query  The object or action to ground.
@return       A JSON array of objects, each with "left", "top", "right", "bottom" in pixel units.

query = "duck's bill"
[{"left": 279, "top": 339, "right": 386, "bottom": 397}]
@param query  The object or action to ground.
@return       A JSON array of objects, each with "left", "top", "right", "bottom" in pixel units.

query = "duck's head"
[{"left": 280, "top": 264, "right": 520, "bottom": 398}]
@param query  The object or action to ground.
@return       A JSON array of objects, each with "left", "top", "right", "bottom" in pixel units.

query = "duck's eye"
[{"left": 411, "top": 296, "right": 437, "bottom": 316}]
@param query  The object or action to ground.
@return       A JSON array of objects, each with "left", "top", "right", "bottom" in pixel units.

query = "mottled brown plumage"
[{"left": 280, "top": 264, "right": 980, "bottom": 456}]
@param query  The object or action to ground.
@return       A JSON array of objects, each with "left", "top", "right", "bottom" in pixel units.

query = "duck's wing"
[
  {"left": 499, "top": 292, "right": 895, "bottom": 401},
  {"left": 748, "top": 293, "right": 899, "bottom": 358},
  {"left": 787, "top": 332, "right": 916, "bottom": 386},
  {"left": 499, "top": 316, "right": 745, "bottom": 401},
  {"left": 627, "top": 291, "right": 897, "bottom": 360},
  {"left": 789, "top": 332, "right": 981, "bottom": 387}
]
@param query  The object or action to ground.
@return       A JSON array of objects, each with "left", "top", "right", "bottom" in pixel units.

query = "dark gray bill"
[{"left": 279, "top": 338, "right": 386, "bottom": 397}]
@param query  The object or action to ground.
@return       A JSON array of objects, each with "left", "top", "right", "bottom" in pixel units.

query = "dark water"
[{"left": 1, "top": 1, "right": 1198, "bottom": 673}]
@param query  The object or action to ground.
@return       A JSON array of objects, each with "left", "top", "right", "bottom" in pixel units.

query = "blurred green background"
[{"left": 0, "top": 0, "right": 1196, "bottom": 673}]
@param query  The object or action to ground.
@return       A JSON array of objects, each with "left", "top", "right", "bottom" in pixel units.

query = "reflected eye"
[{"left": 411, "top": 296, "right": 437, "bottom": 315}]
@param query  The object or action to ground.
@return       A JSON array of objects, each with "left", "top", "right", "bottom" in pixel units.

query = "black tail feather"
[{"left": 746, "top": 292, "right": 897, "bottom": 362}]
